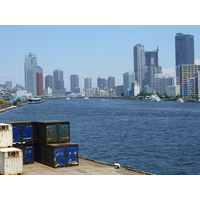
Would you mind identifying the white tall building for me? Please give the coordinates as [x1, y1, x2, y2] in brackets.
[84, 77, 92, 96]
[134, 44, 145, 91]
[24, 53, 38, 96]
[123, 72, 135, 96]
[195, 72, 200, 98]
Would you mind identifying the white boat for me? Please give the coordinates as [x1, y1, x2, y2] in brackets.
[66, 97, 70, 100]
[150, 95, 161, 102]
[84, 97, 89, 100]
[177, 98, 184, 103]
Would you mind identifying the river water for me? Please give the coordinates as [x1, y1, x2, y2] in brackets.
[1, 98, 200, 175]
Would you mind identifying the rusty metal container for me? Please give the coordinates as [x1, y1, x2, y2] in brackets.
[34, 121, 70, 143]
[14, 143, 34, 164]
[34, 142, 78, 168]
[46, 143, 79, 168]
[8, 122, 34, 143]
[0, 147, 23, 175]
[0, 123, 13, 148]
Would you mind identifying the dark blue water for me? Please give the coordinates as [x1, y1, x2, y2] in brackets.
[1, 98, 200, 175]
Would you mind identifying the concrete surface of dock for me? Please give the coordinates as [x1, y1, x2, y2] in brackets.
[23, 157, 150, 175]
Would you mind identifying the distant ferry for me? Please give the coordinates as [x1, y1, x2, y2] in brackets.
[66, 97, 71, 100]
[84, 97, 89, 100]
[150, 95, 161, 102]
[28, 97, 44, 104]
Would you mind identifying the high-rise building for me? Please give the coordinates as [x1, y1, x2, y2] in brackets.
[97, 77, 107, 90]
[175, 33, 194, 66]
[123, 72, 135, 96]
[24, 53, 43, 96]
[70, 74, 80, 93]
[45, 75, 53, 90]
[134, 44, 145, 90]
[108, 76, 115, 89]
[145, 48, 160, 89]
[53, 69, 65, 94]
[176, 64, 200, 97]
[84, 77, 92, 90]
[84, 77, 92, 96]
[108, 76, 115, 94]
[36, 66, 43, 96]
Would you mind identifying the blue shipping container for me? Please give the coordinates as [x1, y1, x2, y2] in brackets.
[35, 142, 78, 168]
[67, 144, 78, 165]
[12, 124, 21, 143]
[9, 122, 34, 143]
[14, 143, 34, 164]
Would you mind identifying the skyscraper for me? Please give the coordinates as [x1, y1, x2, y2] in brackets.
[97, 77, 107, 90]
[45, 75, 53, 90]
[175, 33, 194, 66]
[70, 74, 80, 93]
[84, 77, 92, 90]
[84, 77, 92, 96]
[134, 44, 145, 90]
[108, 76, 115, 94]
[24, 53, 43, 96]
[145, 48, 160, 89]
[123, 72, 135, 96]
[36, 66, 43, 96]
[53, 69, 65, 94]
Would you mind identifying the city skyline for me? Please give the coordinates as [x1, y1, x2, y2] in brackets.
[1, 26, 200, 90]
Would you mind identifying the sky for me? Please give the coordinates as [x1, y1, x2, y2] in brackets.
[0, 1, 200, 92]
[1, 25, 200, 91]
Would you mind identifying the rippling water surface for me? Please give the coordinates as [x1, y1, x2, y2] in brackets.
[1, 98, 200, 175]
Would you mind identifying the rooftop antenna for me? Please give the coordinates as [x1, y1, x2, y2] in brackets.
[156, 40, 159, 51]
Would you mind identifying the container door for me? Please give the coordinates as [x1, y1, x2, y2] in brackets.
[22, 124, 33, 142]
[67, 145, 78, 165]
[12, 124, 21, 143]
[55, 146, 66, 167]
[23, 144, 34, 163]
[46, 124, 58, 143]
[58, 123, 70, 142]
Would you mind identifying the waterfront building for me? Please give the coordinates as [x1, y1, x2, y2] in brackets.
[176, 64, 200, 97]
[36, 66, 43, 96]
[70, 74, 80, 93]
[108, 76, 115, 94]
[24, 53, 43, 96]
[166, 85, 180, 97]
[154, 73, 174, 95]
[53, 69, 65, 95]
[134, 44, 145, 90]
[175, 33, 194, 66]
[16, 90, 32, 98]
[84, 77, 92, 96]
[84, 77, 92, 90]
[97, 77, 107, 90]
[24, 53, 37, 96]
[5, 81, 12, 89]
[115, 85, 123, 96]
[45, 75, 53, 90]
[145, 48, 161, 89]
[195, 72, 200, 98]
[123, 72, 134, 96]
[131, 82, 140, 96]
[187, 77, 195, 97]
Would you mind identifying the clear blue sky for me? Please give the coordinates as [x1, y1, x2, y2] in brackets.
[1, 25, 200, 90]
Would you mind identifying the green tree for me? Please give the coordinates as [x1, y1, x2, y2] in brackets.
[0, 99, 7, 104]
